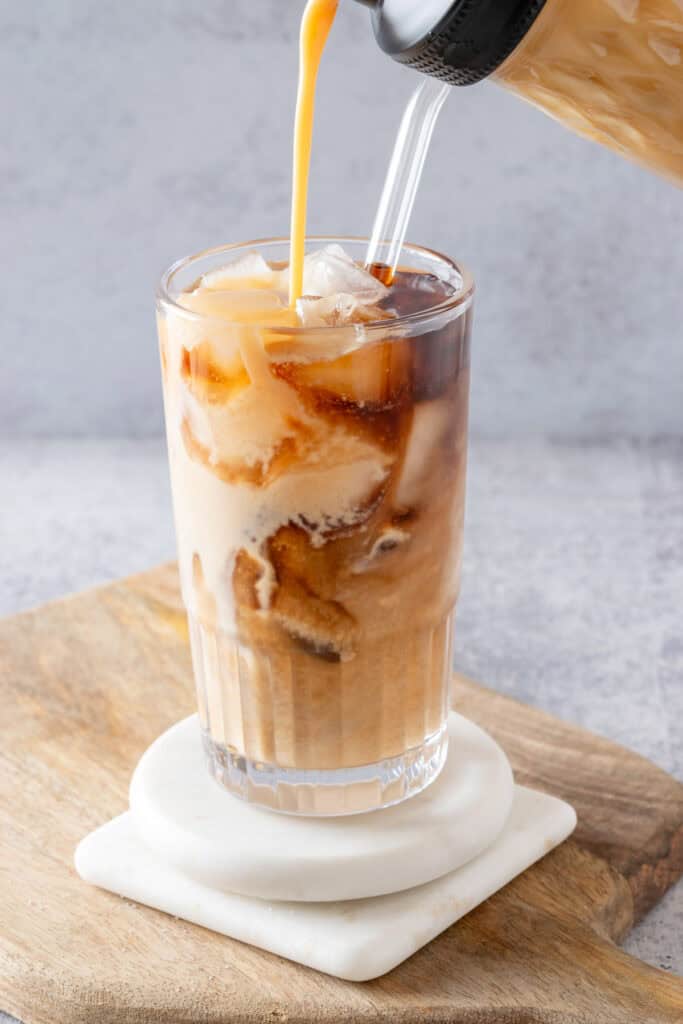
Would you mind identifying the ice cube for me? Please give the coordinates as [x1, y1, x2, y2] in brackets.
[396, 400, 452, 507]
[296, 292, 393, 327]
[276, 329, 410, 408]
[179, 288, 286, 320]
[201, 252, 276, 290]
[174, 288, 297, 357]
[300, 245, 389, 303]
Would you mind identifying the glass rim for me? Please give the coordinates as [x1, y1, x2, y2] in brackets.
[156, 235, 475, 336]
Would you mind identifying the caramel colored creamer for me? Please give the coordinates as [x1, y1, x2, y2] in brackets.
[289, 0, 339, 306]
[496, 0, 683, 185]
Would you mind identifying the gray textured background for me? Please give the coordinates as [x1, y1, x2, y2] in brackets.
[1, 0, 681, 440]
[1, 1, 682, 1015]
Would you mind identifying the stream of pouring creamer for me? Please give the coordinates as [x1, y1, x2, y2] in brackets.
[288, 0, 339, 308]
[288, 0, 451, 301]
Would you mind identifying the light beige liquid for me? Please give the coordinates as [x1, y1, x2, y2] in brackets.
[496, 0, 683, 185]
[289, 0, 339, 306]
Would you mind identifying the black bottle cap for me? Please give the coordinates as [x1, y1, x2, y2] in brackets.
[362, 0, 549, 86]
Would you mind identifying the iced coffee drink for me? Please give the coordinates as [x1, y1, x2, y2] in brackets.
[157, 238, 473, 813]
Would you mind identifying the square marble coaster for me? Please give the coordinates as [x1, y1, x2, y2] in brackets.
[76, 785, 575, 981]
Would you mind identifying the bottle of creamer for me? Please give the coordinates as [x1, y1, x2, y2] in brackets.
[354, 0, 683, 185]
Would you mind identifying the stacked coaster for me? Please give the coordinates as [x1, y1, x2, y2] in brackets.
[75, 713, 576, 981]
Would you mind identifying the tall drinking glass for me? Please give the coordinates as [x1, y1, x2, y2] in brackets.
[156, 237, 473, 814]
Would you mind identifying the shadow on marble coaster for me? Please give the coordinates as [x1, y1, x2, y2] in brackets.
[75, 786, 576, 982]
[128, 711, 514, 901]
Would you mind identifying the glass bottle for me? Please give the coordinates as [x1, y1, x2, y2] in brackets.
[356, 0, 683, 185]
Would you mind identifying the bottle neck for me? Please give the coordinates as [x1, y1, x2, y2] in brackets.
[363, 0, 549, 86]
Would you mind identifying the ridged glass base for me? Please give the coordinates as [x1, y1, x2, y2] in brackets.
[202, 724, 449, 816]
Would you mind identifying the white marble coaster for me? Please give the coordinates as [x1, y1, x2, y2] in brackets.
[75, 786, 576, 981]
[128, 712, 515, 901]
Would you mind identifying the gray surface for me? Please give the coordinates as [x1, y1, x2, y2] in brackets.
[1, 439, 681, 1008]
[1, 1, 682, 441]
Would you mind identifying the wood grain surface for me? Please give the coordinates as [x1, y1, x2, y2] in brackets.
[1, 563, 682, 1024]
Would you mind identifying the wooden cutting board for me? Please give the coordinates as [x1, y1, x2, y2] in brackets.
[1, 563, 682, 1024]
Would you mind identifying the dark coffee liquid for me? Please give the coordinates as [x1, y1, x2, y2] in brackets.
[380, 268, 457, 318]
[371, 267, 469, 404]
[367, 262, 458, 318]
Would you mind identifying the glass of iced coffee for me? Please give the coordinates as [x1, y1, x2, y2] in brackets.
[157, 237, 473, 814]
